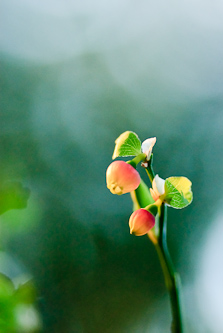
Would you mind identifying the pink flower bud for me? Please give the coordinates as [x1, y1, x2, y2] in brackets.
[129, 209, 155, 236]
[106, 161, 140, 195]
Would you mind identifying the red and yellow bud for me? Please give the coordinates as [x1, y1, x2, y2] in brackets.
[129, 208, 155, 236]
[106, 161, 141, 195]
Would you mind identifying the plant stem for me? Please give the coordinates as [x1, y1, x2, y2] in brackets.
[155, 204, 183, 333]
[145, 154, 155, 183]
[127, 153, 146, 168]
[142, 154, 183, 331]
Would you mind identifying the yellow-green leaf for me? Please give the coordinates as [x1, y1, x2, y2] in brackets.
[112, 131, 142, 159]
[164, 177, 193, 209]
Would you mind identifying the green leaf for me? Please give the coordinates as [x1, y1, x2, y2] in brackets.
[164, 177, 193, 209]
[112, 131, 142, 159]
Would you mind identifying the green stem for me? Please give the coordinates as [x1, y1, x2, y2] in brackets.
[127, 153, 146, 168]
[155, 204, 183, 333]
[145, 154, 155, 184]
[140, 154, 183, 331]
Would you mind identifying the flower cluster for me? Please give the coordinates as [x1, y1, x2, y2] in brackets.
[106, 131, 193, 236]
[106, 131, 193, 333]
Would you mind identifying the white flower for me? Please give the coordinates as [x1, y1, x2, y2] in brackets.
[150, 174, 165, 201]
[141, 137, 156, 161]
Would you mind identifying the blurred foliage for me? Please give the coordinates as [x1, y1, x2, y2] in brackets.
[0, 181, 30, 215]
[0, 166, 41, 332]
[0, 271, 40, 332]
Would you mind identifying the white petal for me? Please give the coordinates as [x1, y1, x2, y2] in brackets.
[141, 137, 156, 160]
[153, 174, 165, 195]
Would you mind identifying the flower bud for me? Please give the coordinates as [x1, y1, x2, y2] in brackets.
[129, 208, 155, 236]
[106, 161, 140, 195]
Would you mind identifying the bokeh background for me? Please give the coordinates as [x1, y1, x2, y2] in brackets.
[1, 0, 223, 332]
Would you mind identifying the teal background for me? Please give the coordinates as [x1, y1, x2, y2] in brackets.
[1, 1, 223, 332]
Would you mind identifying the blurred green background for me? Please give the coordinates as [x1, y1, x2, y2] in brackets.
[1, 1, 223, 332]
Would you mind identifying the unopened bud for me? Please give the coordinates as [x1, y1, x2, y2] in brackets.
[106, 161, 141, 195]
[129, 208, 155, 236]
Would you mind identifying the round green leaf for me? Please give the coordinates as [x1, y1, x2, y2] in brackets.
[164, 177, 193, 209]
[112, 131, 142, 159]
